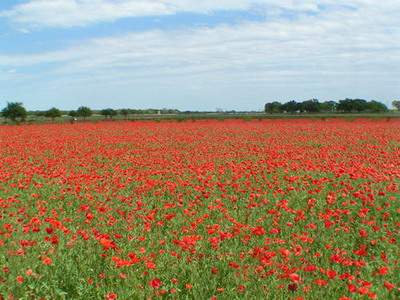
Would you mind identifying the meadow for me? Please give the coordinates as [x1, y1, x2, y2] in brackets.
[0, 119, 399, 299]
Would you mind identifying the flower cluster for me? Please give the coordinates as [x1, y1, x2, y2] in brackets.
[0, 119, 399, 299]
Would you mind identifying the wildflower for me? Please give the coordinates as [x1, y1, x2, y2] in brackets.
[149, 278, 162, 289]
[16, 276, 24, 284]
[289, 273, 301, 283]
[105, 292, 117, 300]
[251, 226, 265, 236]
[42, 256, 52, 265]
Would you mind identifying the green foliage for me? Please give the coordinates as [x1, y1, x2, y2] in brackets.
[392, 100, 400, 111]
[265, 99, 388, 114]
[301, 99, 320, 113]
[337, 99, 367, 112]
[1, 102, 27, 122]
[367, 100, 388, 112]
[319, 101, 336, 112]
[119, 109, 130, 119]
[337, 99, 388, 113]
[281, 100, 299, 113]
[45, 108, 62, 120]
[30, 110, 46, 117]
[76, 106, 92, 119]
[100, 108, 117, 119]
[264, 102, 282, 113]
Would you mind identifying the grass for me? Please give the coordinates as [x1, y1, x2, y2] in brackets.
[1, 112, 400, 125]
[0, 119, 399, 299]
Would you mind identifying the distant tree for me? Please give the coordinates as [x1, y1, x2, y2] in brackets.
[163, 109, 180, 114]
[320, 101, 337, 113]
[44, 107, 62, 121]
[367, 100, 388, 112]
[119, 109, 130, 120]
[337, 99, 387, 113]
[76, 106, 92, 120]
[337, 99, 368, 113]
[68, 110, 77, 117]
[353, 99, 368, 112]
[301, 99, 321, 113]
[132, 109, 139, 114]
[392, 100, 400, 111]
[264, 102, 282, 114]
[33, 110, 45, 117]
[337, 99, 353, 113]
[281, 100, 299, 113]
[1, 102, 27, 122]
[101, 108, 117, 119]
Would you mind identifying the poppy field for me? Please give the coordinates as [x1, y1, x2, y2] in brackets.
[0, 119, 399, 299]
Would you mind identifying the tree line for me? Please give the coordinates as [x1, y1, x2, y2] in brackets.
[1, 100, 399, 123]
[1, 102, 180, 123]
[265, 99, 399, 114]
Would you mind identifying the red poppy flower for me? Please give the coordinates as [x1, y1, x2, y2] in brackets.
[149, 278, 163, 289]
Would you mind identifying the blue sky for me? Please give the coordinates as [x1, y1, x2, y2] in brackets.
[0, 1, 399, 111]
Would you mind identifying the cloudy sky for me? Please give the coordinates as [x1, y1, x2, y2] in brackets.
[0, 0, 399, 111]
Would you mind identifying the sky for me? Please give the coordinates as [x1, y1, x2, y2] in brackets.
[0, 0, 399, 111]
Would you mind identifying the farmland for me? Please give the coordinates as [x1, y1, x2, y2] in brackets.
[0, 119, 399, 299]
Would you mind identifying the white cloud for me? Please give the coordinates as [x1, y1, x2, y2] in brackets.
[0, 1, 399, 109]
[1, 2, 399, 74]
[0, 0, 322, 29]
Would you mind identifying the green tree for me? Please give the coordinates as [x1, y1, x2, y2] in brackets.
[337, 99, 367, 113]
[264, 102, 282, 114]
[392, 100, 400, 111]
[337, 99, 387, 113]
[68, 110, 77, 117]
[281, 100, 299, 113]
[45, 107, 62, 121]
[301, 99, 321, 113]
[337, 99, 353, 112]
[32, 110, 45, 117]
[101, 108, 117, 119]
[1, 102, 27, 122]
[119, 109, 130, 120]
[76, 106, 92, 120]
[367, 100, 388, 113]
[320, 101, 337, 113]
[353, 99, 368, 112]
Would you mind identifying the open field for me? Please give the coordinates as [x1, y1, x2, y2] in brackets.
[0, 119, 399, 299]
[1, 112, 400, 125]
